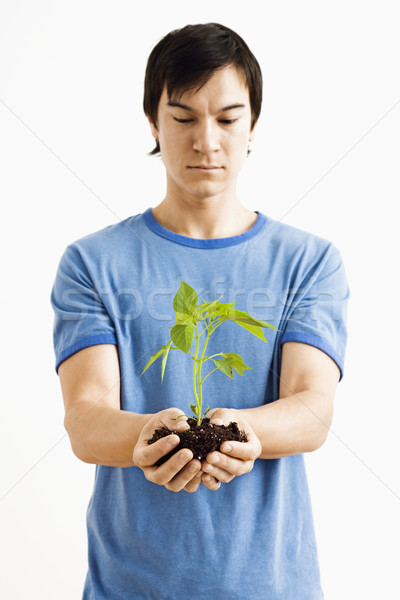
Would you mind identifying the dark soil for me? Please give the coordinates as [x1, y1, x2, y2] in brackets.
[148, 417, 248, 465]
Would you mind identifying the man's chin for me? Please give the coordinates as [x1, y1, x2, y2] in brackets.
[185, 183, 225, 200]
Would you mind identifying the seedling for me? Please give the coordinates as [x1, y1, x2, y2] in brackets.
[140, 280, 278, 426]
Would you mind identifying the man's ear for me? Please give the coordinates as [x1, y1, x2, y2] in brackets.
[249, 119, 257, 142]
[148, 116, 158, 140]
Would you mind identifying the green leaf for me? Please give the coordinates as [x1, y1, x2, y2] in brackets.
[232, 309, 279, 331]
[173, 281, 198, 317]
[170, 322, 194, 353]
[190, 403, 198, 417]
[202, 405, 210, 419]
[208, 304, 278, 331]
[217, 308, 278, 342]
[161, 340, 172, 382]
[234, 320, 267, 342]
[198, 296, 223, 315]
[192, 308, 203, 323]
[139, 344, 169, 377]
[208, 302, 236, 319]
[221, 352, 251, 376]
[173, 413, 189, 421]
[211, 358, 234, 379]
[175, 311, 191, 324]
[211, 313, 266, 341]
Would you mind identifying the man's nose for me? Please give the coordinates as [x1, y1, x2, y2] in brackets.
[192, 121, 220, 153]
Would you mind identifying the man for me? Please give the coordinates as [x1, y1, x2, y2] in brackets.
[51, 23, 349, 599]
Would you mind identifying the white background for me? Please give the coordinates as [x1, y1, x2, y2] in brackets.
[1, 1, 399, 598]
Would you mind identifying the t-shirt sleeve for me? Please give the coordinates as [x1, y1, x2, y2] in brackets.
[50, 244, 117, 374]
[280, 244, 349, 380]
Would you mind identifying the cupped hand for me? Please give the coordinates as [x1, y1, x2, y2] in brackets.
[201, 408, 261, 487]
[132, 408, 202, 493]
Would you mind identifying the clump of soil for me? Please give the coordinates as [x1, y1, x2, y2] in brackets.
[148, 417, 248, 465]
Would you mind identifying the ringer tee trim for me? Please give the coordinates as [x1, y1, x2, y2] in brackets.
[280, 331, 344, 381]
[55, 333, 118, 374]
[142, 208, 267, 248]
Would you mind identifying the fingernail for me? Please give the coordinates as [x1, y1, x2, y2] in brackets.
[224, 444, 232, 453]
[204, 475, 211, 482]
[189, 463, 198, 473]
[179, 452, 187, 463]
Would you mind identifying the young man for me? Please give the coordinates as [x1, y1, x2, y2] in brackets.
[51, 23, 349, 599]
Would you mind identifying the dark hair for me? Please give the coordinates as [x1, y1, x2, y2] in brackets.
[143, 23, 263, 155]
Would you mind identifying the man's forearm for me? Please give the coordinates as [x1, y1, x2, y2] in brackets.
[64, 402, 150, 467]
[238, 390, 334, 459]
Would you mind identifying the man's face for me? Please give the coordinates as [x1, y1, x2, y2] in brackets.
[149, 65, 256, 204]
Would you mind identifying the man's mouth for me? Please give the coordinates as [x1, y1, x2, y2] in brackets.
[188, 165, 222, 171]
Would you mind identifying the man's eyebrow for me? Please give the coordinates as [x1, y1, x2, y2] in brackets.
[167, 101, 193, 111]
[218, 103, 246, 112]
[167, 101, 246, 113]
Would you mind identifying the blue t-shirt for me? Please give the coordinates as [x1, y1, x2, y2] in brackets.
[51, 209, 349, 600]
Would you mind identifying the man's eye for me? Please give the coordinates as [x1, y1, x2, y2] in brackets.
[219, 119, 237, 125]
[173, 117, 193, 123]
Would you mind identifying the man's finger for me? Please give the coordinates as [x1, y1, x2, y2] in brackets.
[151, 448, 194, 485]
[165, 459, 202, 493]
[203, 450, 250, 478]
[207, 408, 236, 427]
[220, 439, 260, 461]
[143, 411, 189, 437]
[201, 473, 221, 491]
[184, 471, 203, 493]
[135, 433, 180, 468]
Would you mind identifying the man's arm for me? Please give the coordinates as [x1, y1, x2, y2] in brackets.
[241, 341, 339, 458]
[59, 344, 203, 492]
[59, 344, 147, 467]
[201, 342, 340, 481]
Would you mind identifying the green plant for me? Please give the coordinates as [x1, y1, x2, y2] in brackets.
[140, 280, 278, 426]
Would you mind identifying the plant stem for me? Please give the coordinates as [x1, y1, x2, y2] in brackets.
[196, 320, 214, 425]
[201, 367, 218, 384]
[209, 318, 225, 336]
[192, 324, 200, 416]
[196, 327, 203, 425]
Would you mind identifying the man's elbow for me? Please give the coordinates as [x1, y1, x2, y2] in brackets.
[66, 432, 94, 464]
[64, 414, 95, 464]
[307, 398, 334, 452]
[70, 441, 95, 464]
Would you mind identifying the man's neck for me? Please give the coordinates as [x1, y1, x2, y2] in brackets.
[151, 197, 257, 239]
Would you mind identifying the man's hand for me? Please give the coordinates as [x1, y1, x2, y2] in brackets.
[200, 408, 261, 485]
[132, 408, 203, 493]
